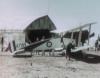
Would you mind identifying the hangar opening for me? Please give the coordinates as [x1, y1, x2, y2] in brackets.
[26, 29, 51, 43]
[24, 15, 56, 43]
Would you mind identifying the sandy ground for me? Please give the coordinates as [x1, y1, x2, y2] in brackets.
[0, 51, 100, 78]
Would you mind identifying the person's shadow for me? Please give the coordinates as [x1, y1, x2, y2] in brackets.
[71, 51, 100, 64]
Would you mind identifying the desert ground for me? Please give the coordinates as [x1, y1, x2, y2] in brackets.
[0, 50, 100, 78]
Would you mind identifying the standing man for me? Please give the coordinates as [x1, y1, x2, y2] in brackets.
[65, 41, 75, 60]
[60, 35, 75, 61]
[1, 36, 4, 52]
[95, 40, 98, 51]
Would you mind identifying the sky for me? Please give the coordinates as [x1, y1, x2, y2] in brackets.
[0, 0, 100, 43]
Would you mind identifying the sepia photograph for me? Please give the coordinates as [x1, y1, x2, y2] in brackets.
[0, 0, 100, 78]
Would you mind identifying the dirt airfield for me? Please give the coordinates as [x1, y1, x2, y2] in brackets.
[0, 51, 100, 78]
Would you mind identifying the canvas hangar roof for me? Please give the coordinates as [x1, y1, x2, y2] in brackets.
[24, 15, 56, 32]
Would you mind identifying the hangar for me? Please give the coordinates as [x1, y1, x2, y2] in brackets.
[24, 15, 56, 43]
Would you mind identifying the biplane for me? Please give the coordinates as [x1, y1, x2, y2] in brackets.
[12, 22, 96, 57]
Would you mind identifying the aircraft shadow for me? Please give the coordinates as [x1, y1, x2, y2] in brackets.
[13, 51, 100, 64]
[71, 51, 100, 64]
[13, 55, 32, 58]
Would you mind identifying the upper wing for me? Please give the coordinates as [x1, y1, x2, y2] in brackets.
[51, 22, 96, 38]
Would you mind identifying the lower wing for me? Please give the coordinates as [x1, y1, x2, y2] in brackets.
[71, 45, 93, 52]
[12, 39, 50, 56]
